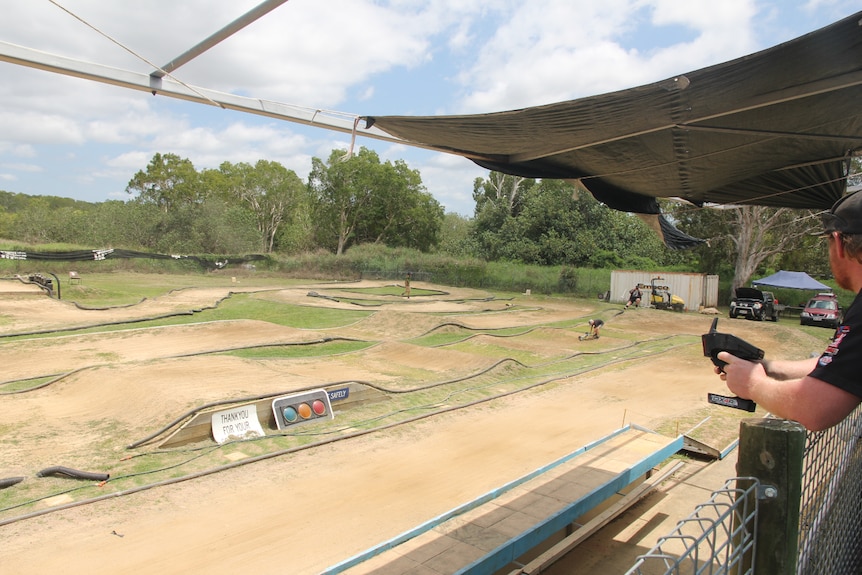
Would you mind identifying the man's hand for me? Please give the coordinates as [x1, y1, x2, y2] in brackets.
[713, 353, 860, 431]
[715, 351, 765, 400]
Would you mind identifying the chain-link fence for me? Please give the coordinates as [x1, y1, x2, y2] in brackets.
[626, 405, 862, 574]
[797, 407, 862, 574]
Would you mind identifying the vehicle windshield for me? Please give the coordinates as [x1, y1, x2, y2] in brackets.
[807, 300, 837, 310]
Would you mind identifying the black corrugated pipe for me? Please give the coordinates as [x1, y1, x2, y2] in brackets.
[0, 476, 24, 489]
[36, 467, 109, 482]
[48, 272, 60, 299]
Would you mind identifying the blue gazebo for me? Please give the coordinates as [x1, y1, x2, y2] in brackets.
[751, 270, 831, 292]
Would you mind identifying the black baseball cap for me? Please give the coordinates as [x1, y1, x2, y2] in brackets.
[821, 191, 862, 235]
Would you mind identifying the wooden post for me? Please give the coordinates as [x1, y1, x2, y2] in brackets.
[737, 418, 806, 575]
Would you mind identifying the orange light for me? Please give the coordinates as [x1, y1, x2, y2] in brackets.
[271, 389, 334, 430]
[297, 402, 312, 419]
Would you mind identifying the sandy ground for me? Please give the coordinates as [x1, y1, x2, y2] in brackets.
[0, 277, 830, 574]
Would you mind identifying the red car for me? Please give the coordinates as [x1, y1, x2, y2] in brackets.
[800, 293, 842, 329]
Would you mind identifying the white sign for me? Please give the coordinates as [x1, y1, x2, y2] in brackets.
[211, 405, 265, 444]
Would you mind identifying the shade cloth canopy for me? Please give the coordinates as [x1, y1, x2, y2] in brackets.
[366, 12, 862, 247]
[1, 7, 860, 248]
[752, 270, 831, 291]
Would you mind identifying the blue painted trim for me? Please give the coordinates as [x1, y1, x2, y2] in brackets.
[455, 434, 684, 575]
[321, 425, 636, 574]
[720, 438, 739, 460]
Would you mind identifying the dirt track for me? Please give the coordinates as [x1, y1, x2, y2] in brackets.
[0, 277, 830, 574]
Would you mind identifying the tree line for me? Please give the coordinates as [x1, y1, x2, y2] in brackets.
[1, 149, 854, 292]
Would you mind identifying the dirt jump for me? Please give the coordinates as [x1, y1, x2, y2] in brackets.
[0, 275, 830, 574]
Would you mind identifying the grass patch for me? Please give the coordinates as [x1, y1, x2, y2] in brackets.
[409, 331, 475, 346]
[445, 340, 552, 365]
[653, 405, 749, 453]
[0, 266, 801, 525]
[57, 272, 303, 307]
[0, 294, 374, 341]
[0, 376, 58, 393]
[201, 294, 373, 329]
[317, 298, 385, 307]
[223, 340, 374, 359]
[332, 286, 447, 298]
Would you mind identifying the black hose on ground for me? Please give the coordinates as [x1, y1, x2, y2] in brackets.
[36, 466, 110, 482]
[0, 476, 24, 489]
[1, 339, 689, 528]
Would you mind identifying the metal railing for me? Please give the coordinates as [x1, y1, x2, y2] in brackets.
[624, 477, 759, 575]
[626, 405, 862, 574]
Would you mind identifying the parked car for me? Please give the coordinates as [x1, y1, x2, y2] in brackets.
[800, 293, 842, 329]
[729, 287, 778, 321]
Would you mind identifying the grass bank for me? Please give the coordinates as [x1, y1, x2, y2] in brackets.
[0, 242, 613, 300]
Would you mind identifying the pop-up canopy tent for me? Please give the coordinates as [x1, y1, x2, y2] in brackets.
[752, 270, 831, 292]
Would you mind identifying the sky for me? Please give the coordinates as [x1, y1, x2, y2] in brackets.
[0, 0, 858, 217]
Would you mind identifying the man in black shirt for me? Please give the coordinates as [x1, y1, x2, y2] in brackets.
[581, 318, 604, 340]
[716, 190, 862, 431]
[625, 285, 642, 309]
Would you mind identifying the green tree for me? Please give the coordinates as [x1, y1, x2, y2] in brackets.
[0, 205, 15, 240]
[42, 206, 96, 244]
[214, 160, 304, 253]
[309, 147, 441, 255]
[471, 175, 665, 267]
[673, 203, 819, 293]
[309, 148, 378, 255]
[728, 206, 821, 292]
[192, 198, 260, 254]
[436, 212, 475, 257]
[10, 197, 54, 244]
[276, 187, 317, 254]
[88, 200, 159, 248]
[775, 233, 831, 279]
[849, 156, 862, 190]
[472, 174, 536, 260]
[353, 159, 443, 251]
[126, 153, 202, 212]
[473, 171, 532, 216]
[670, 203, 736, 278]
[1, 191, 98, 245]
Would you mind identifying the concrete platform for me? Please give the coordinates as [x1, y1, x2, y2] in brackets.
[325, 426, 684, 575]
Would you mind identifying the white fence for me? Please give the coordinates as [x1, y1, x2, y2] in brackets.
[610, 270, 719, 311]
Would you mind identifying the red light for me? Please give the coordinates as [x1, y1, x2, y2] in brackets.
[271, 389, 334, 430]
[312, 399, 326, 416]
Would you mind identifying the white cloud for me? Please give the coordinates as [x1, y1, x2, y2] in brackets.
[453, 0, 765, 113]
[106, 151, 152, 172]
[417, 152, 485, 216]
[0, 109, 85, 145]
[0, 0, 856, 211]
[0, 142, 37, 159]
[0, 162, 42, 173]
